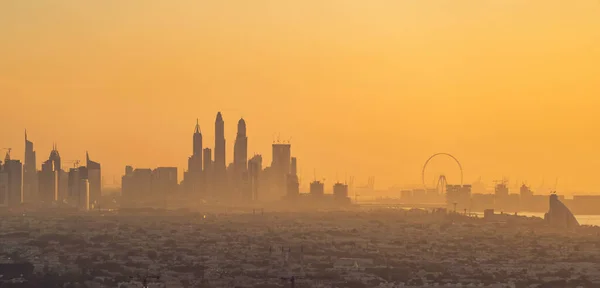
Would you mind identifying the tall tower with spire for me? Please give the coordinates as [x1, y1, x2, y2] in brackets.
[185, 119, 204, 195]
[23, 130, 37, 203]
[191, 119, 203, 172]
[214, 112, 226, 193]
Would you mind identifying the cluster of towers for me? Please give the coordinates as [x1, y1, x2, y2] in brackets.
[0, 131, 102, 210]
[180, 112, 298, 203]
[121, 112, 300, 206]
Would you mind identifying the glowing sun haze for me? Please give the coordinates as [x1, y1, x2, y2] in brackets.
[1, 1, 599, 193]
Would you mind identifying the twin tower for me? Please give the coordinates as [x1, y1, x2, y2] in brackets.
[183, 112, 248, 198]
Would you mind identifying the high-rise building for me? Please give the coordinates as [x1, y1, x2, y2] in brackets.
[271, 143, 291, 199]
[214, 112, 226, 184]
[184, 120, 203, 195]
[68, 166, 88, 209]
[233, 118, 249, 200]
[286, 157, 299, 198]
[39, 145, 61, 203]
[203, 148, 212, 196]
[23, 130, 37, 203]
[290, 157, 297, 177]
[248, 155, 262, 201]
[79, 178, 90, 211]
[86, 152, 101, 209]
[189, 119, 203, 173]
[333, 183, 349, 199]
[152, 167, 178, 198]
[0, 172, 8, 207]
[203, 148, 212, 174]
[3, 152, 22, 207]
[234, 118, 248, 174]
[310, 180, 324, 196]
[121, 167, 152, 207]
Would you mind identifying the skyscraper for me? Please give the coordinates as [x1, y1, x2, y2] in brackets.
[214, 112, 226, 194]
[234, 118, 248, 174]
[0, 171, 8, 207]
[203, 148, 212, 175]
[248, 155, 262, 201]
[3, 152, 22, 207]
[68, 166, 88, 208]
[203, 148, 212, 196]
[39, 144, 61, 203]
[86, 152, 101, 209]
[184, 120, 203, 195]
[269, 143, 291, 200]
[23, 131, 37, 203]
[189, 119, 203, 173]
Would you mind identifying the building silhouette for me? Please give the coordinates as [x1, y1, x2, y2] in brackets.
[86, 152, 101, 209]
[122, 166, 177, 208]
[2, 152, 22, 207]
[233, 118, 249, 200]
[184, 120, 203, 195]
[270, 143, 291, 200]
[248, 155, 262, 201]
[310, 181, 324, 196]
[0, 171, 8, 207]
[202, 148, 212, 197]
[39, 147, 60, 203]
[214, 112, 226, 196]
[68, 166, 90, 210]
[234, 118, 248, 174]
[286, 157, 299, 198]
[23, 131, 37, 203]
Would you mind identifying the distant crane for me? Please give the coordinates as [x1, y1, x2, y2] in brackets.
[1, 148, 12, 157]
[63, 160, 80, 168]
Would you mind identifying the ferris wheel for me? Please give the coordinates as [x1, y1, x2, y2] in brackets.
[421, 153, 463, 189]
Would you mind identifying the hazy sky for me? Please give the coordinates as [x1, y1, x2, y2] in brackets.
[1, 1, 599, 193]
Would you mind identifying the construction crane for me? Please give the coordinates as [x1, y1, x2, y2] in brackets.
[63, 160, 80, 168]
[1, 148, 12, 157]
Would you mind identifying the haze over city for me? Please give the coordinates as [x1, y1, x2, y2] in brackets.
[2, 1, 600, 193]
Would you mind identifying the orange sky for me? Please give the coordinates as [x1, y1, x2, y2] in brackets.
[1, 1, 599, 193]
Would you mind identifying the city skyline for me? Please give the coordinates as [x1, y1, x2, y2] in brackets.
[4, 117, 594, 196]
[2, 1, 600, 192]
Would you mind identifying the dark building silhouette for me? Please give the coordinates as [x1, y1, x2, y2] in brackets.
[310, 180, 324, 196]
[248, 155, 262, 201]
[271, 143, 291, 199]
[286, 157, 299, 198]
[86, 152, 101, 209]
[0, 168, 7, 207]
[152, 167, 178, 199]
[121, 167, 152, 207]
[214, 112, 226, 193]
[234, 118, 248, 174]
[122, 166, 177, 208]
[233, 118, 249, 200]
[203, 148, 212, 196]
[184, 120, 203, 195]
[23, 130, 37, 203]
[192, 119, 203, 170]
[38, 144, 65, 204]
[2, 152, 22, 207]
[290, 157, 297, 176]
[39, 157, 58, 203]
[545, 194, 579, 228]
[333, 183, 349, 198]
[68, 166, 90, 210]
